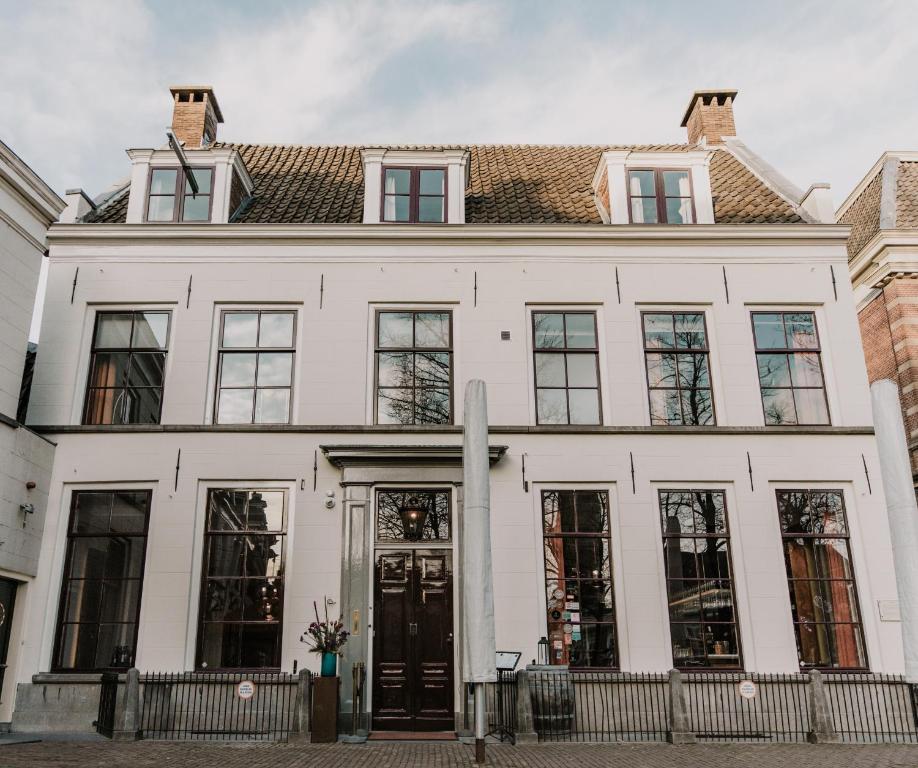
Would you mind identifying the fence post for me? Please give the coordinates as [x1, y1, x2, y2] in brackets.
[289, 669, 312, 742]
[514, 670, 538, 744]
[806, 670, 838, 743]
[112, 668, 141, 741]
[667, 669, 696, 744]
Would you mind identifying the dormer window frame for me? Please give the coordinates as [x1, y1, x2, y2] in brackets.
[144, 165, 215, 224]
[380, 165, 448, 224]
[626, 167, 697, 225]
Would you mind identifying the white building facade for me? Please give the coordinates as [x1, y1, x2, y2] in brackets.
[13, 88, 905, 732]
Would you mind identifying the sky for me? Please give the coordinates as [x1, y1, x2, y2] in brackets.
[2, 0, 918, 337]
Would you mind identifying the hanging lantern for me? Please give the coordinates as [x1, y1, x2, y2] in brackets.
[400, 495, 427, 541]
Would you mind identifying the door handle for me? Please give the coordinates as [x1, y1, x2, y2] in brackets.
[446, 633, 453, 644]
[409, 622, 418, 636]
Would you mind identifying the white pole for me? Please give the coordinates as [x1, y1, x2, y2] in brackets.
[870, 379, 918, 682]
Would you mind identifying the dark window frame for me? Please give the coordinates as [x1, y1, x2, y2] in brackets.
[658, 489, 743, 671]
[380, 165, 448, 224]
[375, 488, 452, 543]
[82, 310, 171, 426]
[532, 310, 603, 426]
[374, 309, 454, 425]
[776, 488, 869, 671]
[144, 165, 215, 223]
[51, 489, 152, 672]
[214, 309, 297, 425]
[641, 311, 716, 426]
[751, 311, 831, 426]
[195, 488, 288, 672]
[541, 489, 618, 670]
[627, 168, 696, 224]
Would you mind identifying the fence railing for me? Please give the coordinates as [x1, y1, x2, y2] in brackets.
[824, 673, 918, 743]
[486, 670, 518, 742]
[94, 672, 120, 738]
[139, 671, 301, 741]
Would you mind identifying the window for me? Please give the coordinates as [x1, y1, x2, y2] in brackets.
[83, 311, 170, 425]
[659, 490, 741, 669]
[146, 167, 213, 222]
[197, 489, 286, 670]
[777, 490, 867, 669]
[382, 167, 446, 223]
[643, 312, 714, 425]
[542, 490, 617, 667]
[375, 310, 452, 424]
[377, 490, 451, 541]
[215, 311, 296, 424]
[752, 312, 829, 425]
[533, 312, 601, 425]
[53, 490, 151, 671]
[628, 169, 694, 224]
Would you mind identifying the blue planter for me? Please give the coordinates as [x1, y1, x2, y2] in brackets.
[321, 652, 337, 677]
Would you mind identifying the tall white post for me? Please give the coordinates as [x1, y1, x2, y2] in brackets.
[870, 379, 918, 682]
[462, 380, 497, 763]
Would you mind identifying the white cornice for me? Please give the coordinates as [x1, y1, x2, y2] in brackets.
[0, 140, 66, 223]
[848, 230, 918, 290]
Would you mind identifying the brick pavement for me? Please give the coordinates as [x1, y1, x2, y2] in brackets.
[3, 741, 918, 768]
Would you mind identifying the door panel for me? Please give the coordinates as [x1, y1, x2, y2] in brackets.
[373, 550, 453, 731]
[0, 578, 17, 700]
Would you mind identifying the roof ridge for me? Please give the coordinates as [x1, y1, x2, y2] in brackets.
[217, 141, 697, 151]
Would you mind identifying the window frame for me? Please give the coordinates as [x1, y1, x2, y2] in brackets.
[373, 309, 454, 425]
[626, 168, 696, 225]
[379, 165, 448, 224]
[213, 309, 297, 425]
[375, 488, 452, 543]
[195, 488, 288, 672]
[751, 311, 831, 426]
[144, 165, 215, 223]
[531, 310, 603, 426]
[81, 310, 171, 426]
[51, 489, 152, 672]
[775, 488, 869, 671]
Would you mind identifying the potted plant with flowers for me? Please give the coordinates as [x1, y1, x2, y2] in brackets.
[301, 599, 349, 677]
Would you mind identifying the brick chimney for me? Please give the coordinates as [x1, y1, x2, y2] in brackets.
[169, 86, 224, 147]
[681, 90, 738, 146]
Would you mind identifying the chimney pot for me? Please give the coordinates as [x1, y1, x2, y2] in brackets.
[681, 89, 739, 146]
[168, 86, 224, 148]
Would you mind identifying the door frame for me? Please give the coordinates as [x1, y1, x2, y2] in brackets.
[366, 484, 460, 730]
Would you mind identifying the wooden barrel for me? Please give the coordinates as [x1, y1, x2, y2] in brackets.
[528, 665, 575, 737]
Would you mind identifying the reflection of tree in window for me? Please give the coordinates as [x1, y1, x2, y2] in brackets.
[376, 491, 451, 541]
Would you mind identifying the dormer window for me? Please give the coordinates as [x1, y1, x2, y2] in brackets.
[146, 167, 213, 222]
[382, 167, 446, 223]
[628, 169, 694, 224]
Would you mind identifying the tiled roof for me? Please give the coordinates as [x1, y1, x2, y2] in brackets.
[839, 170, 882, 259]
[897, 162, 918, 229]
[83, 143, 804, 225]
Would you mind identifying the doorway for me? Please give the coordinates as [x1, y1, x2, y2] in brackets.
[0, 578, 17, 701]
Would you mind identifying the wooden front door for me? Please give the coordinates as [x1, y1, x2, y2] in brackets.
[372, 549, 454, 731]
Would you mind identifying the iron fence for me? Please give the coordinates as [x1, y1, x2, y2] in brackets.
[139, 671, 301, 741]
[824, 673, 918, 743]
[529, 670, 669, 742]
[486, 670, 517, 743]
[682, 672, 810, 742]
[94, 672, 119, 738]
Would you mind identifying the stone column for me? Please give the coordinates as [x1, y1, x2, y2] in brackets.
[667, 669, 696, 744]
[806, 670, 838, 743]
[289, 668, 312, 742]
[514, 670, 538, 744]
[113, 668, 140, 741]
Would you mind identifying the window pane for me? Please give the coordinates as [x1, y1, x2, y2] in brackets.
[384, 168, 411, 195]
[418, 197, 444, 222]
[256, 352, 293, 386]
[147, 195, 175, 222]
[150, 169, 177, 194]
[415, 388, 450, 424]
[217, 388, 254, 423]
[576, 492, 609, 534]
[84, 388, 120, 425]
[537, 389, 568, 424]
[378, 312, 414, 347]
[649, 389, 682, 425]
[185, 168, 213, 194]
[762, 388, 797, 425]
[258, 313, 295, 348]
[674, 314, 706, 348]
[414, 312, 450, 347]
[384, 195, 410, 221]
[240, 624, 280, 668]
[752, 314, 787, 349]
[204, 579, 243, 620]
[533, 313, 564, 349]
[377, 388, 413, 424]
[794, 388, 829, 425]
[182, 192, 210, 221]
[130, 353, 165, 388]
[255, 389, 290, 423]
[568, 389, 600, 425]
[250, 491, 285, 532]
[95, 314, 134, 349]
[566, 353, 598, 387]
[757, 354, 791, 387]
[681, 388, 713, 425]
[415, 352, 450, 387]
[378, 352, 413, 387]
[789, 352, 823, 387]
[631, 197, 658, 223]
[243, 578, 283, 620]
[419, 169, 445, 195]
[222, 313, 259, 348]
[110, 492, 149, 533]
[535, 353, 565, 387]
[643, 314, 675, 349]
[90, 353, 131, 388]
[677, 353, 710, 388]
[126, 386, 163, 424]
[72, 493, 112, 534]
[666, 197, 693, 224]
[99, 580, 141, 623]
[220, 353, 257, 387]
[628, 170, 655, 196]
[131, 313, 169, 348]
[663, 170, 690, 197]
[785, 313, 818, 349]
[208, 490, 249, 531]
[95, 623, 136, 669]
[565, 314, 597, 348]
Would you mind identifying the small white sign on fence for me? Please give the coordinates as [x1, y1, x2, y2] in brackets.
[738, 679, 757, 700]
[237, 680, 256, 700]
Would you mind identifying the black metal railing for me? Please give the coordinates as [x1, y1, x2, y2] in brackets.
[139, 671, 301, 741]
[94, 672, 119, 738]
[682, 672, 810, 742]
[487, 670, 517, 743]
[824, 673, 918, 743]
[529, 670, 669, 742]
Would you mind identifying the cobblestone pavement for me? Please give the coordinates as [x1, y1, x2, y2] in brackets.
[3, 741, 918, 768]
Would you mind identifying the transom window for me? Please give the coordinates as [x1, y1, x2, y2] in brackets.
[533, 311, 601, 425]
[215, 310, 296, 424]
[659, 490, 741, 669]
[542, 490, 617, 668]
[643, 312, 714, 425]
[628, 169, 694, 224]
[83, 311, 170, 425]
[382, 167, 446, 223]
[777, 490, 867, 669]
[197, 489, 286, 670]
[146, 167, 213, 222]
[377, 490, 451, 542]
[752, 312, 829, 425]
[53, 490, 151, 671]
[375, 310, 452, 424]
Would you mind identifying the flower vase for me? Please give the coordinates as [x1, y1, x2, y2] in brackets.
[321, 651, 337, 677]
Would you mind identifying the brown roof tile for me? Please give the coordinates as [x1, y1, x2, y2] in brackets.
[839, 171, 882, 259]
[897, 161, 918, 229]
